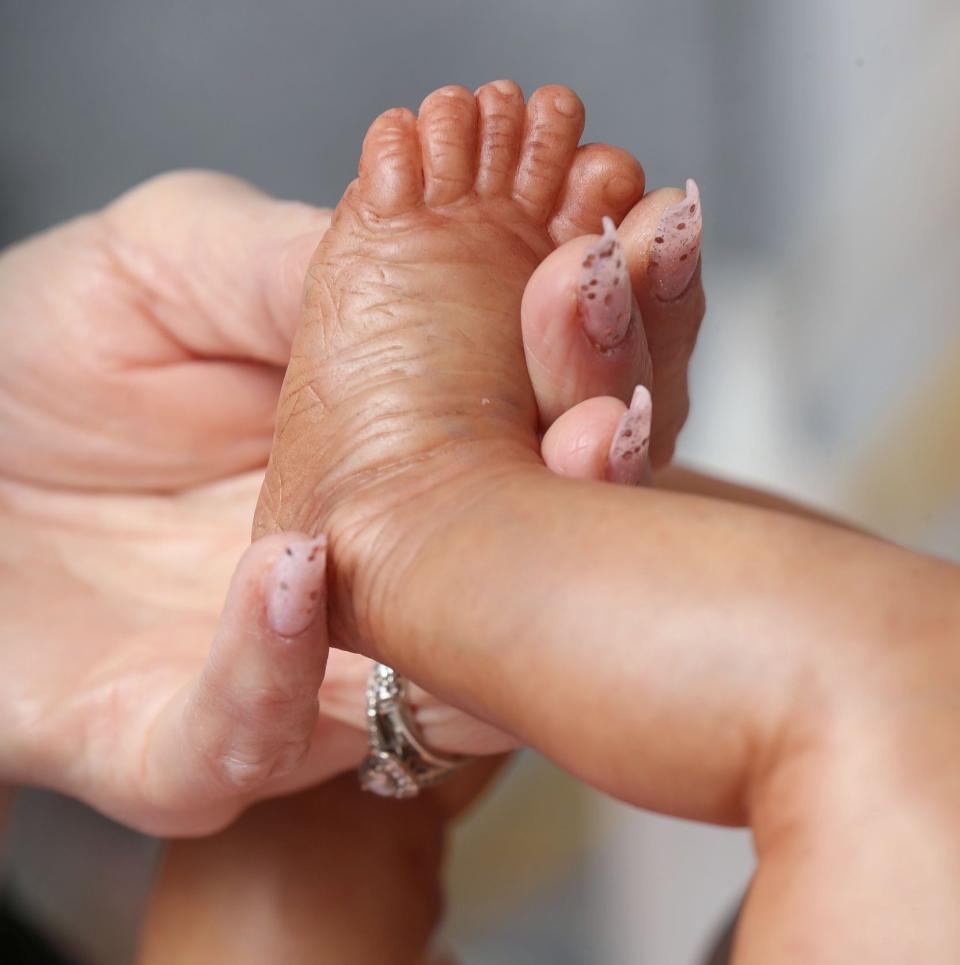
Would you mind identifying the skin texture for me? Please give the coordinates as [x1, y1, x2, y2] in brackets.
[140, 774, 472, 965]
[143, 786, 445, 965]
[0, 121, 703, 833]
[0, 83, 710, 956]
[145, 81, 692, 962]
[252, 81, 675, 544]
[253, 84, 960, 963]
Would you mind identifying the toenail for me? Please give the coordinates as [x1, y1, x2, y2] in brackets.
[489, 79, 520, 97]
[604, 176, 640, 205]
[552, 92, 581, 118]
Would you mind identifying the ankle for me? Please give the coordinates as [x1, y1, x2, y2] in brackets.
[320, 440, 544, 653]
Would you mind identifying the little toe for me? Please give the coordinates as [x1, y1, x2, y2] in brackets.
[513, 84, 585, 223]
[358, 107, 424, 218]
[475, 79, 526, 198]
[548, 143, 646, 244]
[418, 85, 479, 207]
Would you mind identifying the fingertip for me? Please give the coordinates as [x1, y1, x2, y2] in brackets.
[615, 184, 705, 467]
[263, 534, 328, 639]
[521, 234, 592, 353]
[616, 183, 705, 313]
[219, 532, 327, 638]
[541, 396, 627, 481]
[522, 233, 650, 428]
[607, 385, 653, 485]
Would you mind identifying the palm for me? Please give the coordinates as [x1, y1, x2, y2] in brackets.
[2, 466, 369, 822]
[0, 174, 372, 829]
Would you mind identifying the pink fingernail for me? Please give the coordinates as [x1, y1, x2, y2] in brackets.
[607, 385, 652, 486]
[579, 216, 634, 351]
[266, 536, 327, 637]
[649, 178, 702, 301]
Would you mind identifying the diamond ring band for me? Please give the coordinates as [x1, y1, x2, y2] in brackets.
[358, 663, 468, 798]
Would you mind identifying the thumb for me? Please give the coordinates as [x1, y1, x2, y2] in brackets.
[141, 533, 329, 835]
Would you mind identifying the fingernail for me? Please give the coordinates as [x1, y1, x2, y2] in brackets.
[607, 385, 652, 486]
[266, 536, 327, 637]
[579, 216, 634, 351]
[649, 178, 702, 301]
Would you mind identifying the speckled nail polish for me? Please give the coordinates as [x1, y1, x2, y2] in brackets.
[266, 537, 327, 637]
[579, 216, 634, 350]
[607, 385, 652, 486]
[649, 179, 702, 301]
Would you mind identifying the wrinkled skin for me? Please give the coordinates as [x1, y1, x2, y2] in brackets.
[0, 112, 702, 833]
[250, 81, 960, 965]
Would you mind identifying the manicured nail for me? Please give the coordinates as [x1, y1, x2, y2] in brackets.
[607, 385, 652, 486]
[579, 216, 634, 351]
[266, 536, 327, 637]
[649, 178, 702, 301]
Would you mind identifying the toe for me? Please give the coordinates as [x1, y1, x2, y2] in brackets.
[548, 143, 646, 244]
[513, 84, 585, 223]
[475, 79, 526, 197]
[358, 107, 424, 218]
[418, 85, 479, 206]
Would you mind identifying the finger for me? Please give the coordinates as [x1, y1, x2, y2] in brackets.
[521, 218, 652, 428]
[407, 682, 519, 756]
[315, 649, 519, 758]
[617, 180, 705, 468]
[112, 360, 284, 489]
[541, 387, 652, 486]
[547, 142, 646, 244]
[103, 170, 332, 366]
[143, 533, 329, 833]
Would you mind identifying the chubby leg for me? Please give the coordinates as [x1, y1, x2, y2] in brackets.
[144, 81, 656, 962]
[140, 776, 446, 965]
[253, 82, 960, 965]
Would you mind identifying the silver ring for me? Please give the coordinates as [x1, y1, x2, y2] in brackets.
[358, 663, 468, 798]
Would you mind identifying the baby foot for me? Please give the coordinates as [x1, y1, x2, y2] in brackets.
[255, 83, 636, 594]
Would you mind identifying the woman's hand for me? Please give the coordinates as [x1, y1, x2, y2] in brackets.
[0, 166, 707, 834]
[0, 171, 509, 835]
[0, 172, 355, 834]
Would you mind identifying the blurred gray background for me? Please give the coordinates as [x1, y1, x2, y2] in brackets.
[2, 0, 958, 962]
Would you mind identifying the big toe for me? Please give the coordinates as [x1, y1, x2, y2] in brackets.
[358, 107, 424, 218]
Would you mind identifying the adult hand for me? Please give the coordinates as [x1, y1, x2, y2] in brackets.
[0, 171, 347, 834]
[0, 154, 706, 834]
[253, 79, 960, 961]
